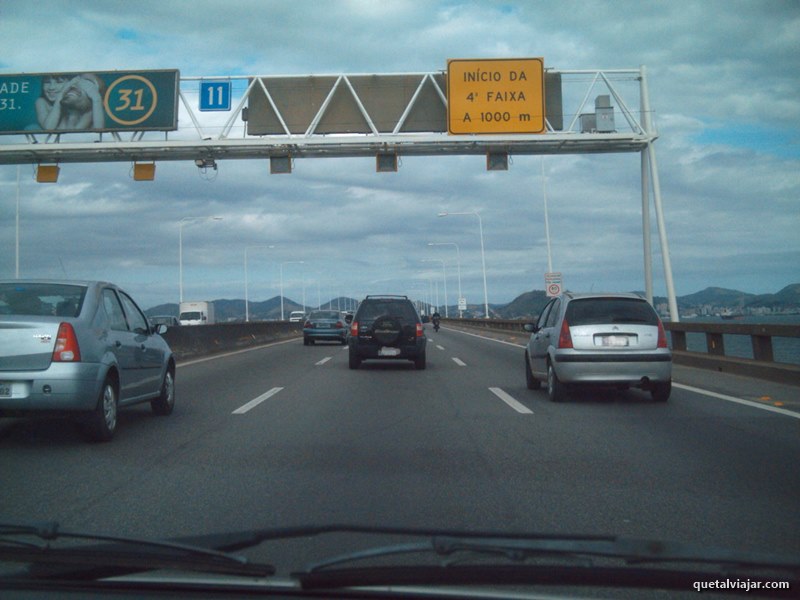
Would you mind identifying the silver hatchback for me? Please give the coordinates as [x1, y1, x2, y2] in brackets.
[524, 293, 671, 402]
[0, 280, 176, 441]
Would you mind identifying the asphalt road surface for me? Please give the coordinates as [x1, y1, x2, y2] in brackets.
[2, 325, 798, 573]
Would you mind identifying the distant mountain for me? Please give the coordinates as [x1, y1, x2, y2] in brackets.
[146, 285, 799, 321]
[745, 283, 800, 310]
[676, 287, 755, 308]
[493, 290, 550, 320]
[145, 297, 356, 322]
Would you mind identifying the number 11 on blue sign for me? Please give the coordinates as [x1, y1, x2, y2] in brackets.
[199, 81, 231, 111]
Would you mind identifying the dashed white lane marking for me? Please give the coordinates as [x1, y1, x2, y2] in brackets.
[436, 345, 445, 350]
[232, 387, 284, 414]
[316, 357, 333, 365]
[489, 387, 534, 414]
[452, 357, 467, 366]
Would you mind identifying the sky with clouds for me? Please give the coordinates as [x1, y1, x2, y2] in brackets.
[0, 0, 798, 312]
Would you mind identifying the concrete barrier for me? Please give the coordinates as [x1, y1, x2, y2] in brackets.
[161, 321, 302, 361]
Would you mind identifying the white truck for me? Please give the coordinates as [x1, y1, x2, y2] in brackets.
[179, 301, 215, 326]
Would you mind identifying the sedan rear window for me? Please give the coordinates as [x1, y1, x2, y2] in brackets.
[566, 298, 658, 326]
[309, 311, 340, 320]
[0, 283, 86, 317]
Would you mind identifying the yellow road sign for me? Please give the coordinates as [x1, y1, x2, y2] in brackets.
[447, 58, 545, 135]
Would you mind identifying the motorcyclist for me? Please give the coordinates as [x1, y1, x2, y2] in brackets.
[431, 311, 441, 331]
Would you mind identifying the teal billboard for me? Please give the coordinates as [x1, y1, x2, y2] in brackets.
[0, 69, 179, 134]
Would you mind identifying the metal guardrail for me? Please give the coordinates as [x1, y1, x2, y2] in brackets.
[439, 318, 800, 386]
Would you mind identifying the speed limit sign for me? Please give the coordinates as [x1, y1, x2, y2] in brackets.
[545, 272, 562, 298]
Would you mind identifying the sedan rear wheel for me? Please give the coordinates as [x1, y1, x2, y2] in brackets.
[151, 367, 175, 415]
[83, 376, 118, 442]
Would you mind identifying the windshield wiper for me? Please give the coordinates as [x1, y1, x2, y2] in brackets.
[0, 521, 274, 580]
[286, 526, 800, 595]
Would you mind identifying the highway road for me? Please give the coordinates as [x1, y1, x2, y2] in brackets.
[1, 324, 799, 573]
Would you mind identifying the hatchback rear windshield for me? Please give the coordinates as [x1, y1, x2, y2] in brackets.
[565, 298, 658, 326]
[357, 300, 418, 322]
[0, 283, 87, 317]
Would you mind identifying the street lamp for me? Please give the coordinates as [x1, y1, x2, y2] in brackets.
[428, 242, 462, 318]
[179, 216, 223, 303]
[244, 245, 275, 322]
[422, 258, 448, 318]
[280, 260, 305, 320]
[437, 211, 489, 318]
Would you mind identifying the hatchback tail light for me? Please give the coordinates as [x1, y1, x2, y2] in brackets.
[416, 323, 424, 337]
[351, 321, 359, 337]
[557, 319, 573, 349]
[53, 322, 81, 362]
[657, 319, 668, 348]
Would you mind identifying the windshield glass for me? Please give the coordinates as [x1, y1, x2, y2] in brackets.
[2, 3, 799, 598]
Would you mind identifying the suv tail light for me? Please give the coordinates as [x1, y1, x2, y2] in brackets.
[415, 323, 423, 337]
[657, 319, 668, 348]
[53, 322, 81, 362]
[557, 319, 573, 349]
[351, 321, 359, 337]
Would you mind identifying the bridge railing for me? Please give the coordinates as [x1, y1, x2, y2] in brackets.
[439, 318, 800, 386]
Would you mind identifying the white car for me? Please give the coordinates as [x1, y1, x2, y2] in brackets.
[288, 311, 306, 322]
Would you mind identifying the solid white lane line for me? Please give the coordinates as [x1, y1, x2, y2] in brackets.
[232, 387, 284, 414]
[489, 387, 533, 414]
[673, 383, 800, 420]
[316, 357, 332, 365]
[452, 357, 467, 366]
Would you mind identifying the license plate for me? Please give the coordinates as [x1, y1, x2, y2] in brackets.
[601, 335, 629, 347]
[0, 383, 11, 398]
[378, 347, 401, 357]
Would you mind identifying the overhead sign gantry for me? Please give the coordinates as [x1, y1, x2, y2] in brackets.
[0, 60, 679, 320]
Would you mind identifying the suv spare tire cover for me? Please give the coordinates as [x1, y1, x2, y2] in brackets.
[372, 315, 403, 345]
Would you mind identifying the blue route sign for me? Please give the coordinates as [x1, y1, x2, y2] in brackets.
[199, 81, 231, 111]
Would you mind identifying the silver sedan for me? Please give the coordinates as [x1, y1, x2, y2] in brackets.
[0, 280, 176, 442]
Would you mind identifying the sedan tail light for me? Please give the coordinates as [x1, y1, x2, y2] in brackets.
[53, 322, 81, 362]
[304, 321, 313, 328]
[657, 319, 669, 348]
[557, 319, 573, 349]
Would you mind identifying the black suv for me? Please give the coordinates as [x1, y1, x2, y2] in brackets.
[346, 295, 427, 369]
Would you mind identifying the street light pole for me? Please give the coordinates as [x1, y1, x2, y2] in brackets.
[422, 258, 448, 318]
[428, 242, 461, 318]
[438, 211, 489, 318]
[179, 216, 223, 303]
[280, 260, 304, 320]
[244, 245, 274, 322]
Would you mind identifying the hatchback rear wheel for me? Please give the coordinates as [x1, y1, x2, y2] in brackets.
[525, 351, 540, 390]
[651, 381, 671, 402]
[547, 362, 566, 403]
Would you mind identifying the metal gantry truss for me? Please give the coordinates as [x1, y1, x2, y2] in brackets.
[0, 66, 678, 320]
[0, 68, 654, 164]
